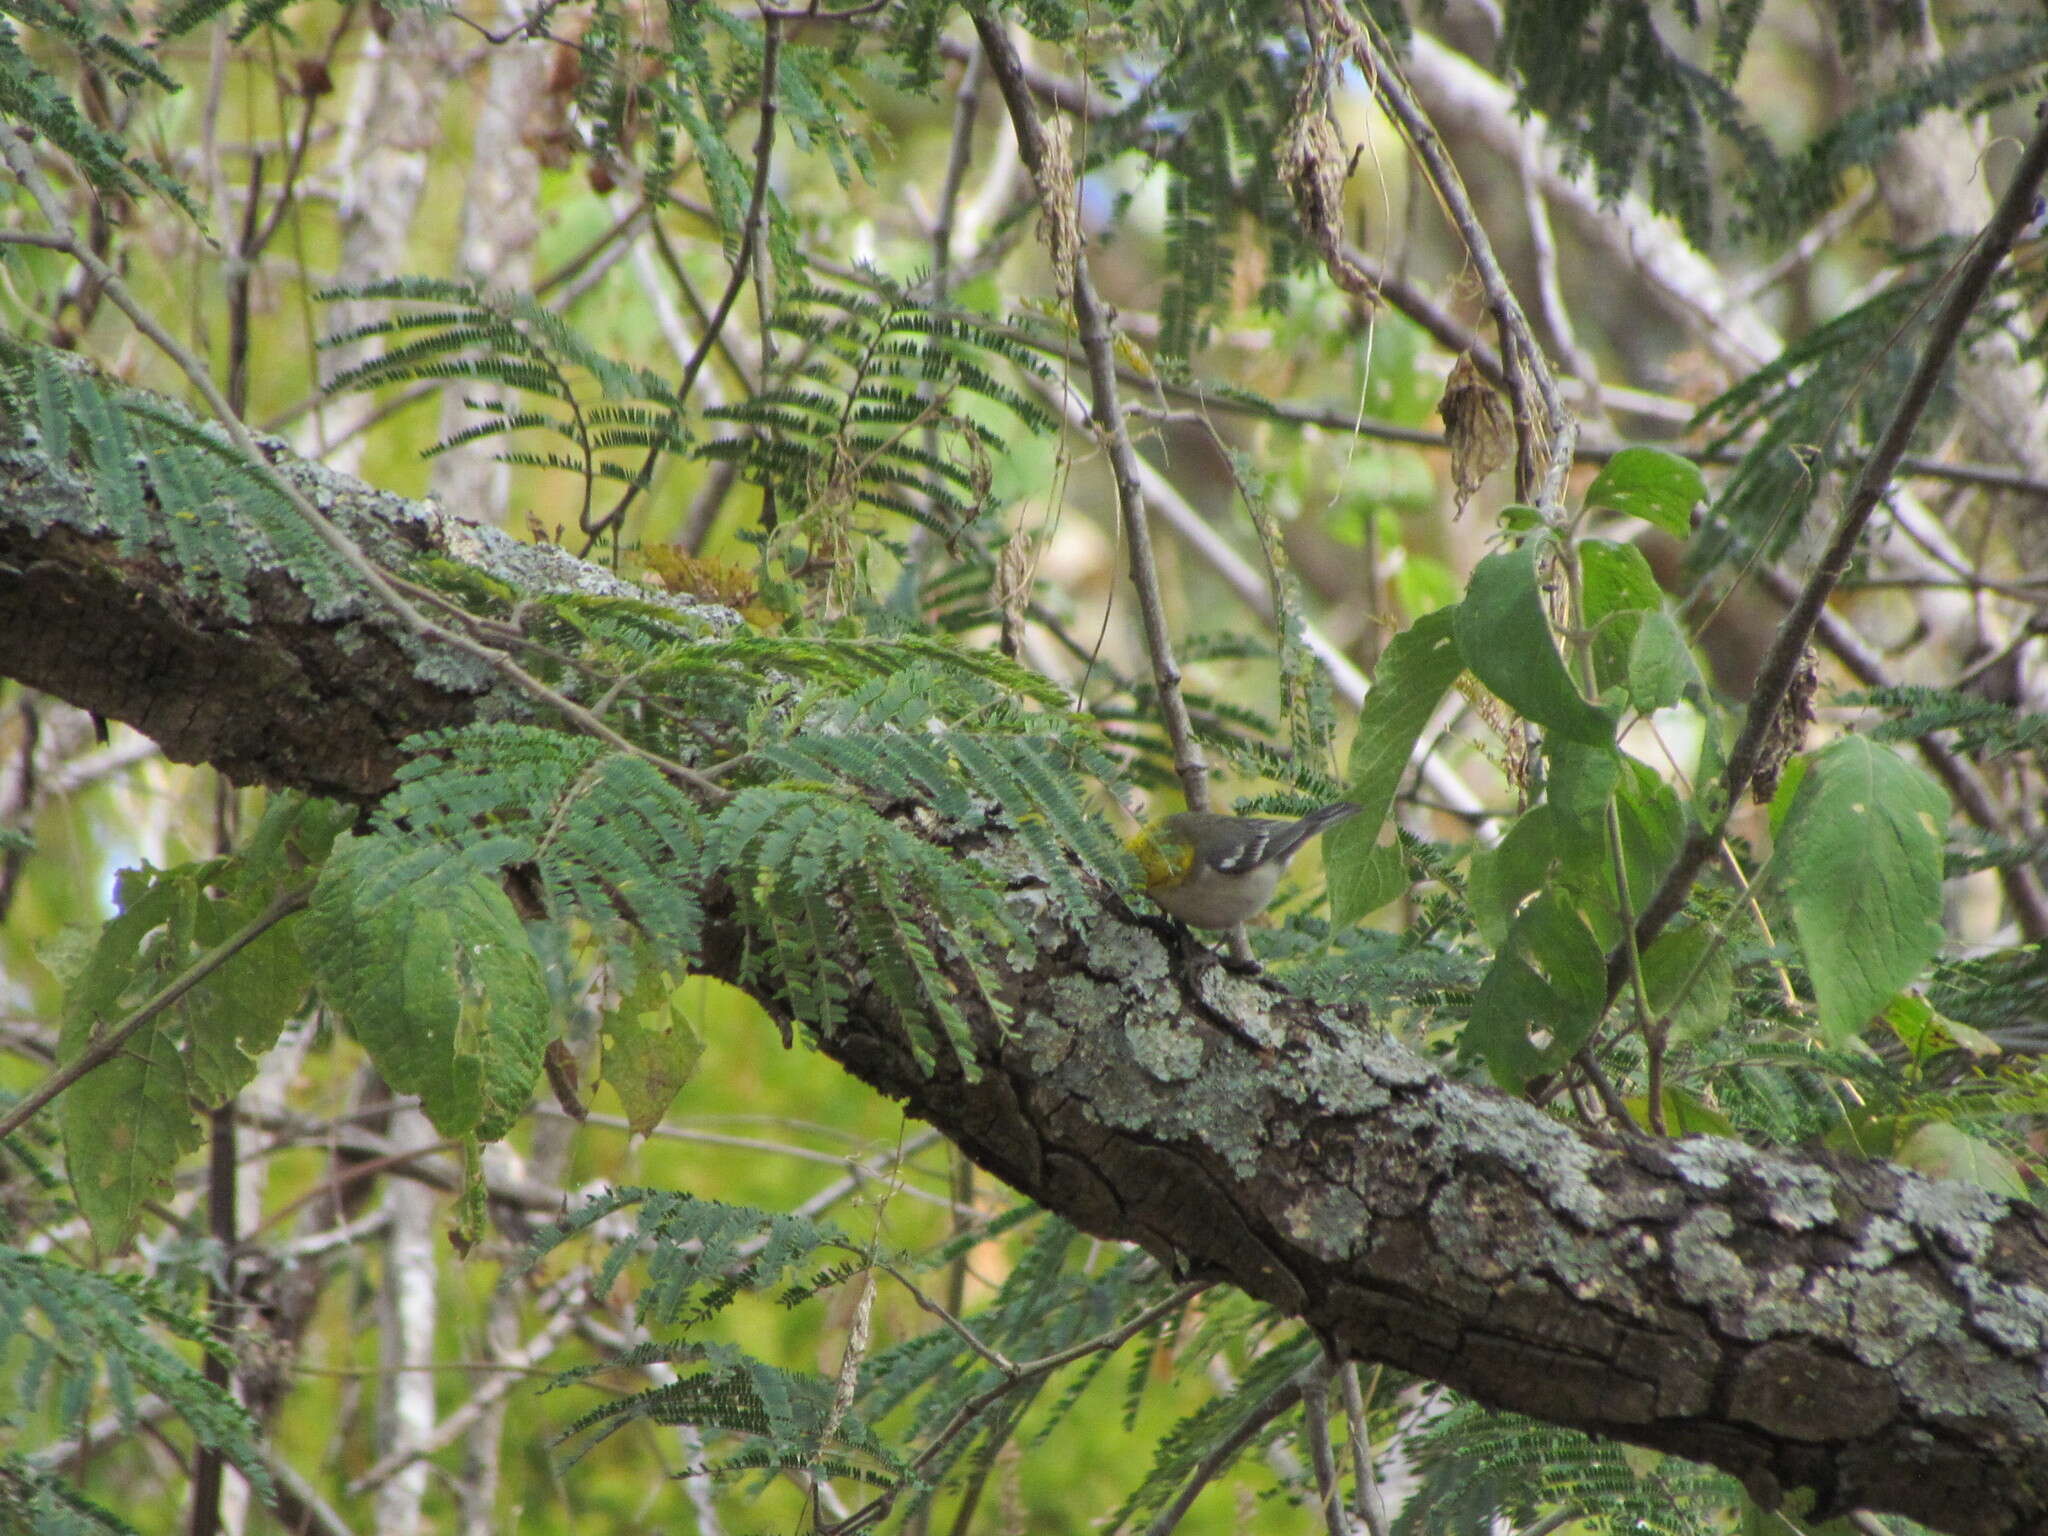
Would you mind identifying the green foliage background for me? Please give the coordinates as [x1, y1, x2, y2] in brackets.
[2, 0, 2046, 1532]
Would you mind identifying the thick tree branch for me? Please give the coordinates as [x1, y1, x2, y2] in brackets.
[4, 431, 2048, 1536]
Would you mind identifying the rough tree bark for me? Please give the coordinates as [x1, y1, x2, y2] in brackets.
[4, 427, 2047, 1536]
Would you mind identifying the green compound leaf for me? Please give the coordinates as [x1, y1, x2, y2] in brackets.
[602, 967, 708, 1136]
[1774, 737, 1949, 1043]
[305, 834, 551, 1141]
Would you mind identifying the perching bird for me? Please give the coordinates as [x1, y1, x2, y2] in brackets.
[1126, 803, 1362, 929]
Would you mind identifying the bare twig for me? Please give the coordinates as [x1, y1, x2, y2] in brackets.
[968, 7, 1211, 815]
[873, 1260, 1014, 1374]
[1300, 1359, 1347, 1536]
[344, 1269, 589, 1497]
[1517, 120, 1603, 427]
[1034, 370, 1492, 825]
[584, 16, 784, 556]
[982, 296, 2048, 500]
[931, 44, 986, 291]
[1320, 0, 1569, 503]
[1337, 1362, 1390, 1536]
[822, 1281, 1209, 1535]
[1140, 1377, 1305, 1536]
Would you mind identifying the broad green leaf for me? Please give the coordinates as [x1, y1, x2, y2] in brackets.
[1883, 992, 2000, 1061]
[180, 915, 310, 1104]
[1579, 538, 1665, 620]
[54, 844, 326, 1249]
[1624, 1088, 1736, 1138]
[1483, 756, 1680, 953]
[1766, 754, 1809, 837]
[1626, 611, 1699, 712]
[1639, 922, 1733, 1045]
[1894, 1122, 2026, 1197]
[1583, 446, 1706, 539]
[1774, 738, 1949, 1043]
[235, 791, 356, 885]
[305, 835, 551, 1141]
[1467, 806, 1558, 948]
[1328, 606, 1463, 924]
[1455, 541, 1615, 746]
[1547, 739, 1620, 837]
[1580, 538, 1664, 696]
[58, 866, 207, 1251]
[1462, 890, 1606, 1091]
[603, 970, 708, 1135]
[1612, 757, 1685, 914]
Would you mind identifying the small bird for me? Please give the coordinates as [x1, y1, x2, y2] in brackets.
[1127, 803, 1363, 930]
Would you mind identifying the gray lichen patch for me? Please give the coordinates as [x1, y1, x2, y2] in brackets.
[1122, 1013, 1205, 1082]
[1897, 1175, 2006, 1261]
[1431, 1084, 1610, 1227]
[1842, 1269, 1947, 1367]
[1191, 966, 1279, 1048]
[1295, 1038, 1396, 1116]
[1893, 1334, 2048, 1434]
[1955, 1267, 2048, 1353]
[1671, 1207, 1753, 1313]
[1083, 917, 1174, 985]
[1849, 1214, 1918, 1268]
[430, 508, 735, 624]
[1279, 1180, 1374, 1260]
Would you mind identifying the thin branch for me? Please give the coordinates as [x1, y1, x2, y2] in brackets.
[760, 0, 889, 18]
[583, 16, 784, 556]
[1300, 1359, 1348, 1536]
[1606, 107, 2048, 1002]
[892, 50, 2048, 502]
[822, 1281, 1208, 1535]
[873, 1260, 1015, 1374]
[1320, 0, 1568, 502]
[1141, 1378, 1305, 1536]
[1337, 1362, 1390, 1536]
[0, 228, 78, 251]
[1036, 370, 1493, 825]
[983, 300, 2048, 501]
[344, 1268, 589, 1497]
[968, 6, 1211, 814]
[931, 43, 986, 292]
[1517, 120, 1603, 426]
[1734, 184, 1879, 305]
